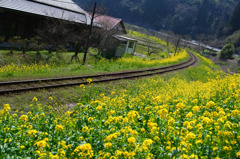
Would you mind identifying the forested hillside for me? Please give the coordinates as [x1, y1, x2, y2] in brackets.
[75, 0, 239, 38]
[225, 2, 240, 49]
[210, 1, 240, 49]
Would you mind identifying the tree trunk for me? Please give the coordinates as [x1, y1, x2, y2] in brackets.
[70, 42, 82, 63]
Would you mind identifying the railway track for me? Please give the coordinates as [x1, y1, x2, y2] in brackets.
[0, 51, 198, 95]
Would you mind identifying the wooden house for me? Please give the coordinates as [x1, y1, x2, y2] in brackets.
[101, 34, 137, 59]
[0, 0, 137, 58]
[0, 0, 91, 39]
[90, 14, 137, 58]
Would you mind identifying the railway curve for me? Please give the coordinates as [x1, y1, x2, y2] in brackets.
[0, 51, 198, 95]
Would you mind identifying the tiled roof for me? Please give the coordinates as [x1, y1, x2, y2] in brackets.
[93, 14, 122, 30]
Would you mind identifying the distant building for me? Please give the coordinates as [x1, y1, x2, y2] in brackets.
[0, 0, 91, 39]
[101, 35, 138, 59]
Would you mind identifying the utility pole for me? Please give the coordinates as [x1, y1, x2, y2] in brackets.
[174, 36, 180, 56]
[83, 2, 97, 65]
[167, 36, 169, 55]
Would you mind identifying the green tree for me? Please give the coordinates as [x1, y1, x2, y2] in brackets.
[219, 43, 235, 60]
[172, 15, 182, 34]
[196, 0, 209, 27]
[229, 2, 240, 31]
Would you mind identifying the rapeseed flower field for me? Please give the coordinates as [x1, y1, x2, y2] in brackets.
[127, 30, 170, 47]
[0, 50, 188, 80]
[0, 52, 239, 158]
[97, 49, 188, 69]
[0, 63, 52, 75]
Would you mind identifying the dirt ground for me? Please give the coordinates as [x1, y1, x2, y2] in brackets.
[204, 53, 240, 73]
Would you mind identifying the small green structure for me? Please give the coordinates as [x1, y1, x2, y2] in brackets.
[101, 35, 137, 59]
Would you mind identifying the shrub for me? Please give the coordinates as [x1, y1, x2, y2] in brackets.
[226, 30, 240, 48]
[0, 36, 5, 43]
[219, 43, 235, 60]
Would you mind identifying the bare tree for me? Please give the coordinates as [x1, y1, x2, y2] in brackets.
[29, 36, 46, 62]
[92, 18, 121, 55]
[145, 36, 160, 56]
[8, 36, 20, 54]
[35, 11, 90, 63]
[17, 37, 30, 54]
[37, 18, 75, 53]
[85, 4, 124, 56]
[174, 36, 181, 56]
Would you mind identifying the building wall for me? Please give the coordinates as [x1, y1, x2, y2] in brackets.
[113, 23, 127, 35]
[0, 9, 45, 40]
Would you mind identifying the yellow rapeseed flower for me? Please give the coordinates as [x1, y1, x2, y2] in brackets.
[82, 126, 88, 133]
[35, 140, 47, 149]
[104, 142, 112, 149]
[87, 78, 92, 84]
[96, 106, 103, 111]
[127, 137, 136, 144]
[55, 125, 64, 132]
[3, 104, 11, 112]
[20, 145, 25, 149]
[192, 106, 200, 113]
[237, 151, 240, 157]
[19, 115, 28, 122]
[32, 97, 38, 102]
[176, 103, 185, 110]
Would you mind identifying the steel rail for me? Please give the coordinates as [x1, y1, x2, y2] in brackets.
[0, 53, 194, 86]
[0, 51, 197, 95]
